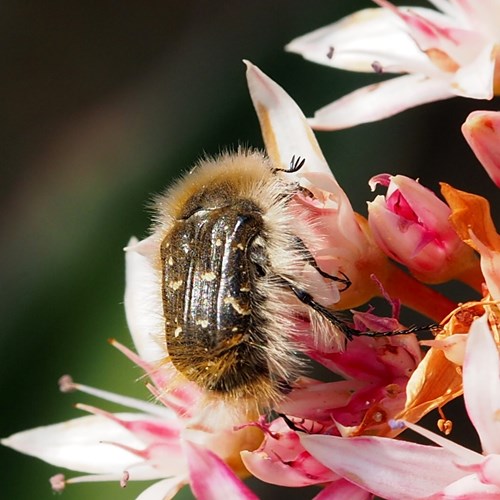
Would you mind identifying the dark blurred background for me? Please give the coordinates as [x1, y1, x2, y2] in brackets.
[1, 1, 498, 498]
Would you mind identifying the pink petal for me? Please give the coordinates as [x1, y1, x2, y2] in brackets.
[434, 473, 500, 498]
[309, 74, 454, 130]
[124, 236, 166, 363]
[313, 478, 372, 500]
[462, 315, 500, 455]
[1, 413, 163, 478]
[478, 454, 500, 487]
[244, 60, 333, 178]
[184, 441, 258, 500]
[136, 477, 187, 500]
[301, 434, 467, 499]
[240, 450, 338, 487]
[462, 110, 500, 188]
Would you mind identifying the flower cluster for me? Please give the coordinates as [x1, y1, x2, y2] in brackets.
[3, 2, 500, 499]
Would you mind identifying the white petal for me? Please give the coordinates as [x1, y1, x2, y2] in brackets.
[309, 74, 454, 130]
[452, 43, 496, 98]
[2, 413, 162, 477]
[463, 315, 500, 455]
[136, 477, 187, 500]
[244, 60, 332, 177]
[287, 8, 439, 75]
[124, 236, 166, 363]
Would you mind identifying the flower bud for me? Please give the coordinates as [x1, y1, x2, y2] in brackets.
[462, 110, 500, 188]
[368, 174, 477, 283]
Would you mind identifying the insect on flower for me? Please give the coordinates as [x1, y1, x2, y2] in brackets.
[152, 149, 425, 419]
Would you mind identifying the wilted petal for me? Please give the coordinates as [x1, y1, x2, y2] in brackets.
[309, 74, 453, 130]
[462, 315, 500, 455]
[420, 334, 468, 365]
[301, 433, 466, 499]
[184, 441, 258, 500]
[1, 414, 162, 478]
[124, 236, 166, 363]
[441, 184, 500, 299]
[462, 110, 500, 188]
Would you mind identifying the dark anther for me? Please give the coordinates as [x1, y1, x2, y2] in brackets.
[326, 46, 334, 59]
[372, 60, 383, 74]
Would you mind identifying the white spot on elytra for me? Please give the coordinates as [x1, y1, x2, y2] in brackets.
[196, 319, 209, 328]
[174, 327, 182, 338]
[169, 280, 183, 290]
[224, 296, 250, 315]
[201, 271, 216, 281]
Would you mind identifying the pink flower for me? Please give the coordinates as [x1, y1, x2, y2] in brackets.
[368, 174, 480, 285]
[300, 314, 500, 499]
[287, 0, 500, 129]
[1, 349, 261, 499]
[462, 110, 500, 188]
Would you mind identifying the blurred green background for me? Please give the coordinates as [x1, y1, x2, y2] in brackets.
[1, 1, 499, 499]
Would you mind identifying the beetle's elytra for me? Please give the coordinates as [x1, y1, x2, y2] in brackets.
[154, 150, 351, 411]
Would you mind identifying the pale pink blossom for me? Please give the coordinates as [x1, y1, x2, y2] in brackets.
[368, 173, 479, 284]
[287, 0, 500, 129]
[462, 110, 500, 188]
[300, 314, 500, 499]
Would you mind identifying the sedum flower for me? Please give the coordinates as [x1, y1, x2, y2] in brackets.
[368, 173, 481, 286]
[1, 63, 464, 498]
[462, 110, 500, 188]
[300, 313, 500, 499]
[287, 0, 500, 129]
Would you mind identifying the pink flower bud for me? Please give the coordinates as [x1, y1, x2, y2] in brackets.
[462, 110, 500, 188]
[368, 174, 477, 283]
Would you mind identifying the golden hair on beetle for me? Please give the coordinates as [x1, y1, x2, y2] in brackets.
[148, 149, 352, 425]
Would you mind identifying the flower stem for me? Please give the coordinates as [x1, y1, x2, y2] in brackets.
[382, 264, 457, 322]
[455, 260, 484, 294]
